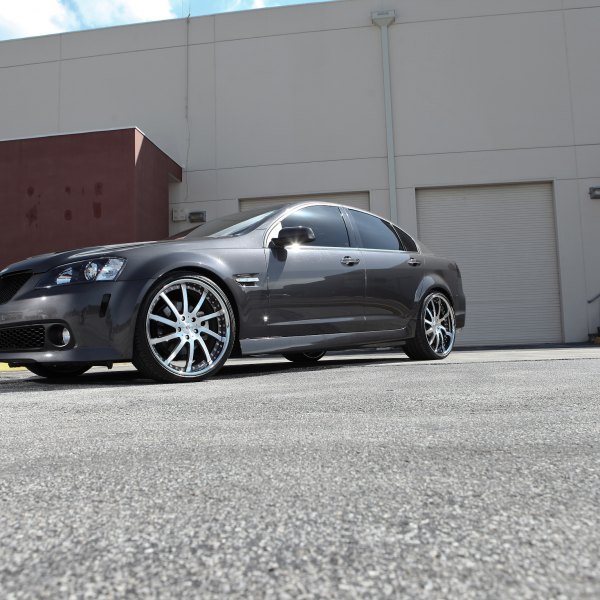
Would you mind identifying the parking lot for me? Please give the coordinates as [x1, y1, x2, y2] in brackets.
[1, 346, 599, 599]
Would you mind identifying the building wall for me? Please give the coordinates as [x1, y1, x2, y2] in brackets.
[0, 0, 599, 339]
[0, 129, 181, 268]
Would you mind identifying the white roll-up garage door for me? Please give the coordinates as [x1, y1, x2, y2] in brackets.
[417, 183, 562, 346]
[239, 192, 370, 212]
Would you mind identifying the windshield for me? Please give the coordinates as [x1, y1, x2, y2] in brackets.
[181, 206, 284, 239]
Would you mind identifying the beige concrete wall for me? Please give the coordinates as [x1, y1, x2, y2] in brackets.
[0, 0, 599, 339]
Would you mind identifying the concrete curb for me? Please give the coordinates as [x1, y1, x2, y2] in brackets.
[0, 363, 25, 372]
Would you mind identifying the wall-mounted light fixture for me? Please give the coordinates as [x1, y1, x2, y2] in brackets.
[172, 207, 187, 222]
[589, 187, 600, 199]
[188, 211, 206, 223]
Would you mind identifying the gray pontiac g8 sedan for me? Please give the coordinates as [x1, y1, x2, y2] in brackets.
[0, 202, 466, 382]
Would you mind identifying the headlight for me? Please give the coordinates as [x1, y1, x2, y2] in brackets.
[37, 257, 127, 287]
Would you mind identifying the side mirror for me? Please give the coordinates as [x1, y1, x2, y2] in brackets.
[271, 226, 316, 248]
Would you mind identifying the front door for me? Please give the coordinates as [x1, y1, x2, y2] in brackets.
[266, 205, 365, 337]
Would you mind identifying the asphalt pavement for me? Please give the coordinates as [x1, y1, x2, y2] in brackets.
[1, 347, 599, 599]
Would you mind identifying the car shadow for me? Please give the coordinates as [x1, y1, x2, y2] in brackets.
[220, 356, 409, 380]
[0, 355, 410, 392]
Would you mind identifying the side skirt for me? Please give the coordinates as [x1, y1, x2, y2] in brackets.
[240, 328, 408, 356]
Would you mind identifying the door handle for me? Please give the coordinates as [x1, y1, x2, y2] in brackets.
[408, 257, 421, 267]
[341, 256, 360, 266]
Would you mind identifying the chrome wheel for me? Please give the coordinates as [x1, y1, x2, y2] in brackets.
[423, 293, 455, 357]
[404, 291, 456, 361]
[143, 276, 233, 379]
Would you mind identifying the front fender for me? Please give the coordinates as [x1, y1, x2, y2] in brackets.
[121, 250, 269, 345]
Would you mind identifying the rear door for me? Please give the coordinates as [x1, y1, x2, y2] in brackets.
[346, 209, 422, 331]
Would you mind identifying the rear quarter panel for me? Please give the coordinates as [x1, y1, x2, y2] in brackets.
[417, 255, 466, 329]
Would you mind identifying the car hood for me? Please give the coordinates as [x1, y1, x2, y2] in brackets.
[0, 237, 247, 275]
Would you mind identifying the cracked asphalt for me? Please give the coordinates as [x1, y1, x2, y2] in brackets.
[1, 347, 599, 599]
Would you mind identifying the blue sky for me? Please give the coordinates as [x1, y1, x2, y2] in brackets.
[0, 0, 331, 41]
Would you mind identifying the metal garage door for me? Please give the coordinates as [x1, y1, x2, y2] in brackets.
[239, 192, 370, 212]
[417, 183, 562, 346]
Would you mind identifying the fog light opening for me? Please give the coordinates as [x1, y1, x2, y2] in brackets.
[48, 325, 72, 348]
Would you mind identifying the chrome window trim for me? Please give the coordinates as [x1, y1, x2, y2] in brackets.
[260, 201, 422, 254]
[354, 247, 412, 254]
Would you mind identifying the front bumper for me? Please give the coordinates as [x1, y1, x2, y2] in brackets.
[0, 276, 152, 366]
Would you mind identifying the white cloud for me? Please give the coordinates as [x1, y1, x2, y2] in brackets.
[71, 0, 177, 28]
[0, 0, 178, 41]
[0, 0, 317, 41]
[0, 0, 78, 39]
[221, 0, 244, 11]
[229, 0, 286, 10]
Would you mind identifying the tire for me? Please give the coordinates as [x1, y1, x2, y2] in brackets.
[403, 291, 456, 361]
[133, 272, 236, 383]
[25, 364, 91, 378]
[282, 350, 326, 364]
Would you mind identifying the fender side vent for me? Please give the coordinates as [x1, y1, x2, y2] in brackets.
[234, 274, 261, 288]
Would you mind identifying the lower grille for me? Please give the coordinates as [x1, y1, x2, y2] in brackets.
[0, 325, 45, 351]
[0, 271, 33, 304]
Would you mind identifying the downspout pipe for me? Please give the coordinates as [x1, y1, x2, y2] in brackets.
[372, 10, 397, 224]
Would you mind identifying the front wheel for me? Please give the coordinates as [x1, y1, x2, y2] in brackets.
[25, 364, 91, 378]
[133, 273, 236, 383]
[282, 350, 326, 364]
[404, 292, 456, 360]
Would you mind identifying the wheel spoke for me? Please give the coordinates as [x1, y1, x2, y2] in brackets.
[149, 314, 178, 328]
[181, 284, 189, 315]
[198, 326, 225, 342]
[440, 326, 454, 346]
[160, 293, 181, 320]
[201, 309, 224, 322]
[197, 337, 213, 365]
[191, 290, 207, 316]
[150, 332, 180, 345]
[185, 340, 195, 372]
[165, 338, 186, 365]
[435, 331, 443, 352]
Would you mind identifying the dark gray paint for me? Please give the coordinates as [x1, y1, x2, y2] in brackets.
[0, 202, 466, 366]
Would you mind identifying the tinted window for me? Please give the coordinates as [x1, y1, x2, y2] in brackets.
[350, 210, 403, 251]
[281, 205, 350, 248]
[394, 226, 418, 252]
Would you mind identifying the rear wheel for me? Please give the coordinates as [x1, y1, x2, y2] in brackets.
[282, 350, 326, 364]
[133, 273, 236, 383]
[25, 364, 91, 378]
[404, 292, 456, 360]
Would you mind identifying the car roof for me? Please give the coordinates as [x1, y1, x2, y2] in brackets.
[265, 200, 392, 227]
